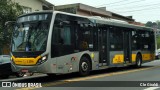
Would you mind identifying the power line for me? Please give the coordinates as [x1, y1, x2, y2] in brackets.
[97, 0, 146, 7]
[128, 11, 160, 15]
[96, 0, 129, 7]
[111, 3, 160, 10]
[116, 6, 160, 13]
[107, 0, 146, 7]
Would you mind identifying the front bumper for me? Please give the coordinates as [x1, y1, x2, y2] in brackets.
[11, 60, 57, 74]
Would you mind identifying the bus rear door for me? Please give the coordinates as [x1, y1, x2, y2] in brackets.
[123, 31, 132, 63]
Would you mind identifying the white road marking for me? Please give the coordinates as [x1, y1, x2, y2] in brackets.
[0, 74, 46, 82]
[144, 87, 160, 90]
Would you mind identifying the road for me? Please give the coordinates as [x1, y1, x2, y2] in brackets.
[0, 60, 160, 90]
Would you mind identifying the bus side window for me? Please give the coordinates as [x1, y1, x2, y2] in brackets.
[60, 26, 71, 45]
[132, 30, 138, 50]
[78, 23, 93, 51]
[109, 27, 123, 51]
[52, 26, 71, 45]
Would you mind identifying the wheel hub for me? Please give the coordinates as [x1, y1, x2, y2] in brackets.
[137, 58, 141, 66]
[81, 62, 88, 71]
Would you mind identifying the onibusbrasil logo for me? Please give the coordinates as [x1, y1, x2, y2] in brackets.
[1, 82, 42, 87]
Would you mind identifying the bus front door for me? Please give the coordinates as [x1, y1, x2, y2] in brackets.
[98, 29, 109, 66]
[123, 31, 131, 63]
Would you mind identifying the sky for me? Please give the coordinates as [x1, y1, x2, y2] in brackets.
[46, 0, 160, 23]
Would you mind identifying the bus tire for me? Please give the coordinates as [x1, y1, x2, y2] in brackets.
[135, 54, 142, 67]
[15, 72, 25, 77]
[79, 56, 91, 76]
[29, 73, 34, 76]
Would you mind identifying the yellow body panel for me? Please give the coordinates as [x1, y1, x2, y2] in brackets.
[132, 54, 136, 62]
[11, 56, 41, 65]
[113, 53, 154, 64]
[113, 55, 124, 64]
[142, 54, 154, 61]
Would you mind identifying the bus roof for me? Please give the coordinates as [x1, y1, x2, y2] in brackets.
[54, 11, 153, 31]
[18, 10, 153, 31]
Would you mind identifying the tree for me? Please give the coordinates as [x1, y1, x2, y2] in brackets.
[146, 21, 160, 29]
[156, 21, 160, 29]
[156, 21, 160, 49]
[0, 0, 23, 54]
[157, 37, 160, 49]
[145, 21, 160, 49]
[145, 21, 153, 27]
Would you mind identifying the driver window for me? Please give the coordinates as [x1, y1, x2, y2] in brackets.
[52, 26, 71, 45]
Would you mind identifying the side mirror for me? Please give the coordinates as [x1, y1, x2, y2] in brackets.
[5, 21, 15, 26]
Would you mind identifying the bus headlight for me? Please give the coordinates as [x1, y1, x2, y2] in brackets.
[36, 55, 48, 65]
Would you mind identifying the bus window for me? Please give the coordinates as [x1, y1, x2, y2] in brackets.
[78, 23, 93, 50]
[109, 27, 123, 51]
[132, 30, 138, 50]
[60, 26, 71, 45]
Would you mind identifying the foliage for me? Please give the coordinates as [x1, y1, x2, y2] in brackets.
[156, 21, 160, 29]
[146, 21, 160, 49]
[0, 0, 23, 48]
[157, 36, 160, 49]
[145, 21, 153, 27]
[145, 21, 160, 29]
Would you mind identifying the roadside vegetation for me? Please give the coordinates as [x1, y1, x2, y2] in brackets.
[0, 0, 22, 54]
[157, 36, 160, 49]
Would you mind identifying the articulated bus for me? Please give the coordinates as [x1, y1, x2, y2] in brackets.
[10, 11, 155, 76]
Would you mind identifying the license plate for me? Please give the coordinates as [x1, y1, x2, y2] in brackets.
[26, 60, 34, 64]
[23, 59, 35, 65]
[21, 69, 28, 73]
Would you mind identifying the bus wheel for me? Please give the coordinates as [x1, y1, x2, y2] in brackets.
[136, 54, 142, 67]
[79, 56, 91, 76]
[15, 72, 25, 77]
[29, 73, 34, 76]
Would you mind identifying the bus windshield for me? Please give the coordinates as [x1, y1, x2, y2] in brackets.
[11, 13, 52, 52]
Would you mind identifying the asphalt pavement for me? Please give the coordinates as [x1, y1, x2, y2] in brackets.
[0, 60, 160, 90]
